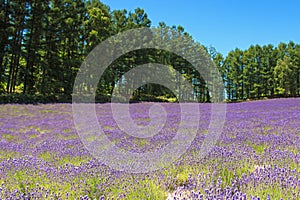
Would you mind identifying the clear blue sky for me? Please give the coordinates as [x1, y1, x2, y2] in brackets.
[101, 0, 300, 56]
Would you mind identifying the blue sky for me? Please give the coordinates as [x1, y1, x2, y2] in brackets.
[101, 0, 300, 56]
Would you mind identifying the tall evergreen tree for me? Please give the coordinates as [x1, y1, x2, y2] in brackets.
[23, 0, 48, 94]
[6, 0, 27, 93]
[0, 0, 11, 92]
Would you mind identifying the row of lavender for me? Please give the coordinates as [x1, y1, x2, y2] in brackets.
[0, 98, 299, 199]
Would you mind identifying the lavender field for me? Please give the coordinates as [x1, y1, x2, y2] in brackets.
[0, 98, 299, 199]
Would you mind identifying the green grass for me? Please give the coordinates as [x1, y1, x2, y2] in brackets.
[132, 138, 150, 148]
[16, 126, 49, 134]
[247, 141, 268, 154]
[38, 151, 91, 166]
[125, 179, 168, 200]
[0, 150, 21, 161]
[217, 163, 255, 188]
[1, 133, 17, 142]
[163, 163, 204, 191]
[246, 183, 293, 199]
[54, 133, 78, 140]
[2, 170, 88, 199]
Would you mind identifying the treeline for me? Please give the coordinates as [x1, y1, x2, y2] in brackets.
[213, 42, 300, 101]
[0, 0, 299, 103]
[0, 0, 153, 102]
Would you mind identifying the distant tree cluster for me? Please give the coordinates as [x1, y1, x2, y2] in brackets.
[0, 0, 299, 103]
[213, 42, 300, 100]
